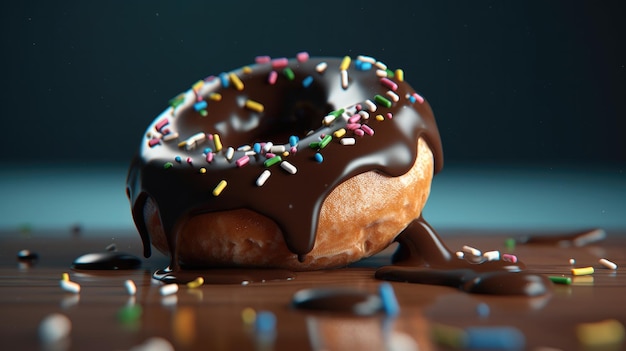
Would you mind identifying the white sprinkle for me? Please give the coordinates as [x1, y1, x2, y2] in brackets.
[189, 132, 206, 143]
[160, 283, 178, 296]
[376, 69, 388, 77]
[263, 142, 274, 153]
[375, 61, 388, 70]
[280, 161, 297, 174]
[323, 115, 336, 125]
[225, 147, 235, 161]
[341, 69, 348, 89]
[455, 251, 465, 259]
[237, 145, 252, 152]
[162, 132, 179, 142]
[364, 99, 377, 112]
[60, 280, 80, 294]
[315, 62, 328, 73]
[482, 250, 501, 262]
[39, 313, 71, 344]
[599, 258, 618, 270]
[125, 280, 137, 296]
[270, 145, 286, 154]
[244, 150, 257, 156]
[462, 245, 481, 257]
[386, 90, 400, 102]
[256, 170, 271, 186]
[356, 55, 376, 64]
[569, 258, 576, 265]
[340, 138, 356, 146]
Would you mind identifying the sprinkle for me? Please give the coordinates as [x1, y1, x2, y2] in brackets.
[374, 94, 392, 108]
[60, 280, 80, 294]
[374, 61, 387, 70]
[576, 319, 625, 348]
[125, 280, 137, 295]
[340, 56, 351, 71]
[314, 153, 323, 163]
[395, 69, 404, 81]
[225, 147, 235, 161]
[206, 152, 214, 163]
[263, 142, 274, 153]
[271, 57, 289, 69]
[380, 77, 398, 91]
[213, 134, 222, 151]
[341, 70, 348, 89]
[265, 152, 276, 158]
[229, 73, 244, 91]
[599, 258, 618, 270]
[264, 156, 282, 168]
[255, 311, 277, 334]
[348, 114, 361, 124]
[346, 123, 361, 131]
[148, 138, 161, 147]
[39, 313, 72, 344]
[412, 92, 425, 104]
[243, 66, 252, 74]
[242, 308, 257, 325]
[237, 145, 252, 152]
[209, 92, 222, 101]
[375, 114, 384, 121]
[378, 282, 400, 317]
[155, 118, 169, 132]
[194, 100, 207, 111]
[296, 51, 309, 62]
[290, 146, 297, 154]
[333, 128, 346, 138]
[256, 170, 271, 186]
[270, 145, 286, 153]
[354, 129, 365, 137]
[219, 72, 229, 88]
[462, 245, 482, 257]
[569, 258, 576, 265]
[235, 155, 250, 167]
[502, 254, 518, 263]
[357, 55, 376, 63]
[160, 283, 179, 296]
[340, 138, 356, 145]
[385, 68, 395, 78]
[186, 277, 204, 289]
[164, 162, 173, 169]
[376, 69, 388, 77]
[319, 134, 332, 149]
[253, 143, 262, 153]
[361, 124, 374, 136]
[283, 67, 295, 81]
[280, 161, 297, 174]
[329, 108, 345, 117]
[289, 135, 299, 147]
[186, 157, 193, 164]
[163, 132, 179, 142]
[168, 94, 185, 108]
[268, 71, 278, 84]
[571, 266, 594, 276]
[386, 112, 393, 119]
[315, 62, 328, 73]
[549, 276, 572, 285]
[386, 90, 400, 102]
[309, 141, 320, 148]
[364, 99, 377, 112]
[212, 180, 227, 196]
[245, 99, 264, 113]
[483, 250, 500, 262]
[358, 110, 370, 120]
[455, 251, 465, 259]
[255, 55, 271, 64]
[302, 75, 313, 88]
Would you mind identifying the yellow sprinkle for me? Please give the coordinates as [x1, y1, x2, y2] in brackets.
[245, 99, 264, 113]
[577, 319, 625, 347]
[229, 73, 244, 91]
[242, 66, 252, 74]
[395, 69, 404, 82]
[199, 168, 206, 174]
[61, 272, 69, 282]
[333, 128, 346, 138]
[213, 134, 222, 151]
[241, 307, 256, 325]
[339, 55, 351, 71]
[282, 151, 289, 157]
[192, 80, 204, 92]
[209, 93, 222, 101]
[186, 277, 204, 289]
[212, 180, 227, 196]
[178, 141, 187, 149]
[571, 266, 594, 276]
[376, 114, 385, 121]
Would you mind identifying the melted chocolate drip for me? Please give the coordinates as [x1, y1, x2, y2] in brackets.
[375, 218, 551, 296]
[72, 252, 142, 270]
[126, 57, 443, 273]
[292, 288, 382, 315]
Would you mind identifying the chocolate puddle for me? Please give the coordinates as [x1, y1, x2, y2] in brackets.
[516, 228, 606, 247]
[72, 252, 142, 270]
[153, 267, 295, 285]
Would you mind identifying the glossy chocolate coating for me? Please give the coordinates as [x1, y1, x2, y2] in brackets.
[126, 56, 443, 269]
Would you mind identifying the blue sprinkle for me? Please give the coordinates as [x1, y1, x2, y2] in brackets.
[302, 75, 313, 88]
[378, 282, 400, 317]
[253, 143, 262, 154]
[219, 72, 229, 88]
[466, 327, 525, 350]
[174, 156, 182, 163]
[289, 135, 299, 147]
[203, 148, 212, 154]
[476, 303, 490, 317]
[193, 100, 207, 111]
[360, 61, 372, 71]
[355, 59, 363, 70]
[255, 311, 276, 334]
[314, 153, 323, 163]
[409, 95, 417, 104]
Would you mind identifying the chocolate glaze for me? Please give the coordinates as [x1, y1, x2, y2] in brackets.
[126, 56, 443, 273]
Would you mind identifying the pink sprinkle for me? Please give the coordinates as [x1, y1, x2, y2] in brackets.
[320, 134, 326, 138]
[161, 128, 171, 135]
[380, 77, 398, 91]
[361, 125, 374, 136]
[412, 92, 425, 104]
[236, 155, 250, 167]
[502, 254, 518, 263]
[208, 134, 214, 140]
[266, 152, 276, 158]
[355, 104, 362, 111]
[346, 123, 361, 131]
[255, 55, 271, 64]
[271, 57, 289, 69]
[296, 51, 309, 62]
[386, 112, 393, 119]
[354, 129, 365, 137]
[268, 71, 278, 85]
[290, 146, 297, 154]
[348, 115, 361, 124]
[206, 152, 214, 163]
[186, 157, 193, 164]
[155, 118, 169, 132]
[148, 138, 160, 147]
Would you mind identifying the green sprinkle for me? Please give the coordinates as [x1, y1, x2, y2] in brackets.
[374, 95, 392, 108]
[283, 67, 295, 81]
[168, 93, 185, 108]
[504, 238, 516, 250]
[264, 156, 282, 167]
[549, 276, 572, 285]
[319, 135, 332, 149]
[309, 141, 320, 149]
[385, 68, 395, 78]
[329, 108, 345, 117]
[199, 109, 208, 117]
[164, 162, 173, 169]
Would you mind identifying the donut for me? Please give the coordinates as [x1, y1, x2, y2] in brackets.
[126, 53, 443, 273]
